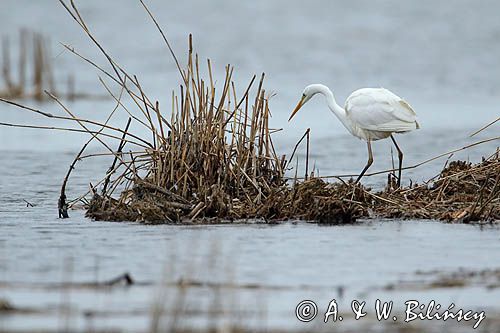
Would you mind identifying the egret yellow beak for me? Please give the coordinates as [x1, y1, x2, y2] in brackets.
[288, 96, 305, 121]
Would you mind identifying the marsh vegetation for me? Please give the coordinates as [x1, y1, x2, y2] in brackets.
[0, 1, 498, 225]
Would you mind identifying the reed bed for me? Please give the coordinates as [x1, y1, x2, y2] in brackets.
[88, 147, 500, 224]
[86, 44, 290, 223]
[0, 0, 498, 224]
[0, 29, 104, 101]
[289, 149, 500, 224]
[377, 151, 500, 222]
[1, 29, 50, 100]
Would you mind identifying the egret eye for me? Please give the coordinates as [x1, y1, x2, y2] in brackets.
[302, 93, 306, 98]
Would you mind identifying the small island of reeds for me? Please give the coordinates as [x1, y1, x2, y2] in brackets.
[1, 0, 498, 225]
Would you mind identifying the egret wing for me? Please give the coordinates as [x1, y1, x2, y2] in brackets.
[345, 88, 419, 132]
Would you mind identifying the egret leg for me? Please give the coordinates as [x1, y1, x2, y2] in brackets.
[390, 135, 404, 187]
[355, 141, 373, 184]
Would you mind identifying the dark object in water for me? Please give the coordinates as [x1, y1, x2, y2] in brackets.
[103, 272, 134, 286]
[0, 298, 14, 312]
[58, 193, 69, 219]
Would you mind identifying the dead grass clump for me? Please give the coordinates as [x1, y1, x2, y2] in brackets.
[377, 152, 500, 222]
[81, 32, 289, 223]
[284, 178, 370, 224]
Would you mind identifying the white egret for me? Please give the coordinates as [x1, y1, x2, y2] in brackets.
[289, 84, 420, 186]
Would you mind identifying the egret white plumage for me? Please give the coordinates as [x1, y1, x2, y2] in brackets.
[289, 84, 420, 186]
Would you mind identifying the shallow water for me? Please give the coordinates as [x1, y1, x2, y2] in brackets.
[2, 213, 500, 332]
[1, 1, 500, 332]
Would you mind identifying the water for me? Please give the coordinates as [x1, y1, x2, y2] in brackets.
[1, 1, 499, 332]
[2, 213, 500, 332]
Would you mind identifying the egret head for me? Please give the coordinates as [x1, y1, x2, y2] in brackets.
[288, 85, 320, 121]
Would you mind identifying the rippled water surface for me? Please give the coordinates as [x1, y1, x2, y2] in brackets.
[1, 1, 499, 332]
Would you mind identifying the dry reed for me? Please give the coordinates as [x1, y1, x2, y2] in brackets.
[378, 151, 500, 222]
[0, 29, 105, 101]
[86, 38, 289, 223]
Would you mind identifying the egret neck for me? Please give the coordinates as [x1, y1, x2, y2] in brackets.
[310, 84, 352, 133]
